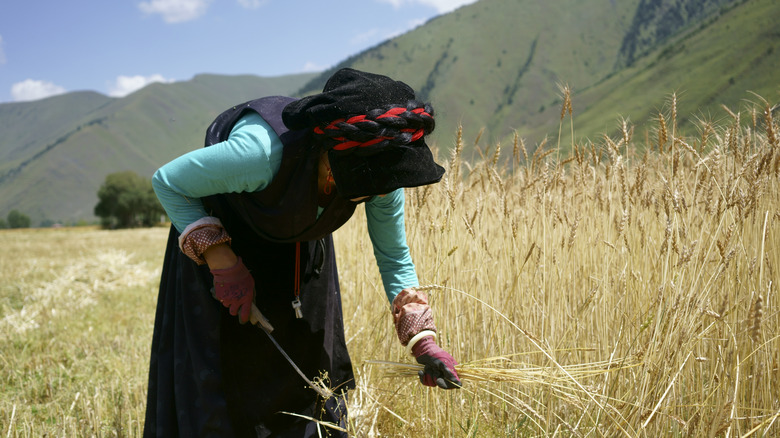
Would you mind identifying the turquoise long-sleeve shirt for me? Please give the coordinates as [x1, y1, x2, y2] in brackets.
[152, 112, 418, 303]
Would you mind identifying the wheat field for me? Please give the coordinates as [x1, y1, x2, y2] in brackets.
[1, 93, 778, 437]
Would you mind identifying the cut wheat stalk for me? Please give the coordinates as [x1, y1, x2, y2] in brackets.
[279, 411, 348, 433]
[368, 355, 642, 430]
[368, 356, 642, 386]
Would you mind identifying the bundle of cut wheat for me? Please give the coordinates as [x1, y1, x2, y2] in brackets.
[369, 354, 641, 388]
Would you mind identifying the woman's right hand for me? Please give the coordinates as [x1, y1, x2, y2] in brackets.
[206, 244, 255, 323]
[412, 336, 461, 389]
[203, 242, 238, 269]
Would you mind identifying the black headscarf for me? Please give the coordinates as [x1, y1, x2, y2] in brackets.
[282, 68, 445, 199]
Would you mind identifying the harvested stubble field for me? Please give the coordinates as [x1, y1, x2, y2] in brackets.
[1, 94, 779, 437]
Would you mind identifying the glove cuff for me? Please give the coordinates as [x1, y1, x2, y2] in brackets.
[407, 330, 436, 356]
[179, 217, 231, 265]
[392, 288, 437, 346]
[210, 256, 251, 281]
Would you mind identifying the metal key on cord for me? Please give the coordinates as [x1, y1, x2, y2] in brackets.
[291, 298, 303, 318]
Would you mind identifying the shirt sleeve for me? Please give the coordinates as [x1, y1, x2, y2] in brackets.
[365, 188, 419, 304]
[152, 112, 283, 232]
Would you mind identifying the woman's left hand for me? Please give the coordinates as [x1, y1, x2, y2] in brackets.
[412, 336, 461, 389]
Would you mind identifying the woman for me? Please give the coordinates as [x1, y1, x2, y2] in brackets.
[144, 68, 460, 437]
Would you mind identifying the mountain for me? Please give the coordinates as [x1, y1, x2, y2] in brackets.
[298, 0, 777, 148]
[0, 73, 316, 225]
[2, 0, 779, 226]
[297, 0, 646, 148]
[561, 0, 779, 144]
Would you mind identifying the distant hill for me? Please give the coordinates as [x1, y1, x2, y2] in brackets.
[1, 0, 779, 226]
[0, 73, 316, 225]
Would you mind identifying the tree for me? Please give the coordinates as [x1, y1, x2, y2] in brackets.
[94, 171, 164, 228]
[7, 210, 31, 228]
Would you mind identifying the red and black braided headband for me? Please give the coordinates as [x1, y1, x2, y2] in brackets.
[313, 105, 434, 153]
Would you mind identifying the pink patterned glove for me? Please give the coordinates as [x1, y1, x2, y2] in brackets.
[392, 288, 437, 344]
[412, 336, 461, 389]
[210, 257, 255, 323]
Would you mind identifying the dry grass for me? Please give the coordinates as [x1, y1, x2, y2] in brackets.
[337, 93, 780, 436]
[0, 227, 166, 437]
[2, 92, 779, 437]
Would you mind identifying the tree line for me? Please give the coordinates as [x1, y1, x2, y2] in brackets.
[0, 210, 32, 229]
[2, 170, 164, 229]
[94, 170, 164, 228]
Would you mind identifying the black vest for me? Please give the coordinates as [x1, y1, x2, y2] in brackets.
[201, 96, 358, 243]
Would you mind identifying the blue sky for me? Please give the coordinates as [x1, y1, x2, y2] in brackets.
[0, 0, 477, 103]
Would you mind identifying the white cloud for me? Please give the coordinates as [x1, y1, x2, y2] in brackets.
[0, 35, 6, 64]
[11, 79, 67, 102]
[301, 61, 326, 73]
[378, 0, 478, 14]
[405, 18, 427, 29]
[138, 0, 211, 23]
[108, 74, 174, 97]
[237, 0, 268, 9]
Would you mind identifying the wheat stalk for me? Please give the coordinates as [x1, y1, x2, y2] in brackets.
[369, 357, 641, 383]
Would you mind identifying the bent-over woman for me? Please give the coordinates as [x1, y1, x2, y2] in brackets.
[144, 68, 460, 437]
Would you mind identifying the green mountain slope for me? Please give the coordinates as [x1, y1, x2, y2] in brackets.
[615, 0, 738, 68]
[0, 73, 316, 224]
[298, 0, 642, 148]
[298, 0, 775, 149]
[562, 0, 780, 144]
[0, 91, 114, 175]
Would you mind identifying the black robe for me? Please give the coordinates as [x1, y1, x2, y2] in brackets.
[144, 97, 359, 437]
